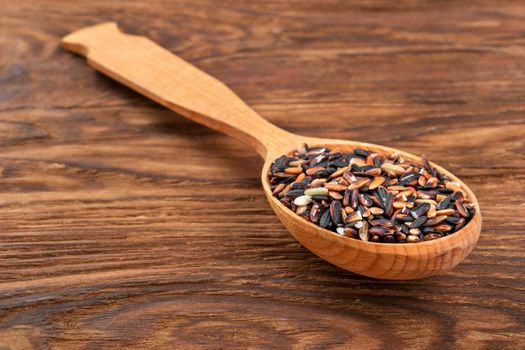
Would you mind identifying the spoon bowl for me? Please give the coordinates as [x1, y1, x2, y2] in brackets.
[262, 138, 481, 279]
[62, 22, 481, 280]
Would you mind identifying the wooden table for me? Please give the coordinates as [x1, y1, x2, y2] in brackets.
[1, 1, 524, 348]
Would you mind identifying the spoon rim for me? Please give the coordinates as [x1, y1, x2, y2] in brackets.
[261, 138, 481, 249]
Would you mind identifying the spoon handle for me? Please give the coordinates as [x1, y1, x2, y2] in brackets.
[62, 22, 297, 158]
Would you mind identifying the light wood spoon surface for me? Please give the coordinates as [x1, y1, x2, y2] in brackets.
[62, 22, 481, 280]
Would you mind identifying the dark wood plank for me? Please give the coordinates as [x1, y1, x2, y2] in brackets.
[1, 0, 524, 348]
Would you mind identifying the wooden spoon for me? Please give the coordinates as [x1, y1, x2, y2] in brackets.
[62, 22, 481, 280]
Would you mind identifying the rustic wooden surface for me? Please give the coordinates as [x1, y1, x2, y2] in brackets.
[1, 1, 524, 348]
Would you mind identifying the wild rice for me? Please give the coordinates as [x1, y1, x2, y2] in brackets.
[269, 144, 476, 244]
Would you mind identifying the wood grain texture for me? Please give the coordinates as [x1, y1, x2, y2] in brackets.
[0, 0, 524, 348]
[60, 22, 482, 280]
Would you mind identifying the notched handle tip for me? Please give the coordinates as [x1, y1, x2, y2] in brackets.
[62, 22, 120, 57]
